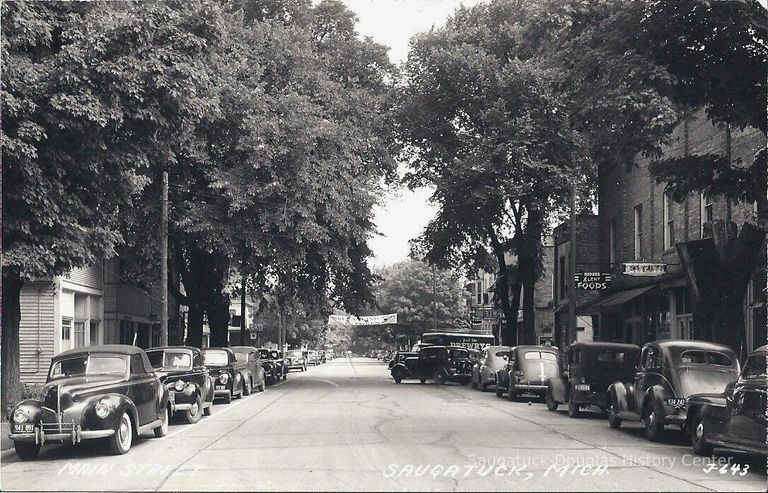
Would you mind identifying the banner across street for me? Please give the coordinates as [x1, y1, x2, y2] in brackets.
[328, 314, 398, 326]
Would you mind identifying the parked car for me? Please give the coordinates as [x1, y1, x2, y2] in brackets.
[231, 346, 266, 394]
[318, 350, 327, 363]
[471, 346, 512, 392]
[389, 351, 417, 370]
[390, 346, 472, 385]
[10, 345, 170, 460]
[203, 347, 245, 404]
[307, 350, 320, 366]
[146, 346, 215, 423]
[286, 349, 307, 372]
[496, 345, 561, 400]
[606, 340, 740, 442]
[271, 349, 287, 380]
[686, 344, 766, 456]
[546, 342, 641, 417]
[257, 348, 280, 384]
[325, 349, 334, 361]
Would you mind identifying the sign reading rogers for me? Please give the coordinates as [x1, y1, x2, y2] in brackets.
[573, 272, 612, 290]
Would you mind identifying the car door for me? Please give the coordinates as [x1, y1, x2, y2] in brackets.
[633, 346, 656, 412]
[726, 384, 767, 449]
[129, 353, 157, 425]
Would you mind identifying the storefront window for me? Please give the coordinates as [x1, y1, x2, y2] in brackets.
[74, 321, 86, 348]
[61, 318, 72, 341]
[89, 320, 100, 345]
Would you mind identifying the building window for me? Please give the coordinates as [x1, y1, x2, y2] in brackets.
[90, 320, 100, 345]
[609, 221, 616, 266]
[663, 193, 675, 250]
[633, 204, 643, 260]
[477, 292, 482, 305]
[559, 255, 567, 300]
[74, 321, 86, 348]
[151, 324, 161, 348]
[700, 193, 713, 237]
[483, 293, 489, 305]
[119, 320, 135, 345]
[62, 318, 72, 341]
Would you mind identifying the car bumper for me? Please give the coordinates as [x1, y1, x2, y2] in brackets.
[512, 383, 548, 394]
[10, 424, 114, 445]
[570, 390, 607, 407]
[169, 390, 197, 412]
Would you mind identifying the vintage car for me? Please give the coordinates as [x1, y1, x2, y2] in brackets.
[257, 348, 280, 384]
[231, 346, 266, 394]
[318, 350, 327, 364]
[146, 346, 214, 423]
[271, 349, 287, 380]
[686, 344, 767, 456]
[388, 351, 417, 370]
[471, 346, 512, 392]
[390, 346, 472, 385]
[10, 345, 169, 460]
[202, 347, 245, 404]
[285, 349, 307, 372]
[606, 340, 740, 441]
[307, 350, 320, 366]
[496, 345, 561, 400]
[546, 342, 641, 417]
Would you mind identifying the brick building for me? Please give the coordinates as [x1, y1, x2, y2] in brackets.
[563, 109, 766, 355]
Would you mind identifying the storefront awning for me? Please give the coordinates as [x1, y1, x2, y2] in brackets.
[587, 285, 657, 310]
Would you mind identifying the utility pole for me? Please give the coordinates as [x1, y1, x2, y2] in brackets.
[240, 272, 246, 345]
[160, 171, 169, 347]
[432, 265, 437, 331]
[567, 181, 577, 346]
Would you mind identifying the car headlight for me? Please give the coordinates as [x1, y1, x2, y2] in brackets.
[13, 408, 28, 424]
[218, 373, 229, 384]
[174, 380, 186, 391]
[95, 399, 112, 419]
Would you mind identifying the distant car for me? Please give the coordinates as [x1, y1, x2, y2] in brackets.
[496, 345, 561, 400]
[10, 345, 170, 460]
[286, 349, 307, 372]
[146, 346, 215, 423]
[257, 348, 280, 384]
[271, 349, 287, 380]
[472, 346, 511, 392]
[546, 342, 641, 417]
[307, 350, 320, 366]
[607, 340, 740, 442]
[203, 347, 245, 404]
[686, 344, 766, 456]
[325, 349, 334, 361]
[318, 350, 327, 363]
[231, 346, 266, 394]
[390, 346, 472, 385]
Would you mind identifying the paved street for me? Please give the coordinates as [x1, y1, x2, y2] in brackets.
[1, 358, 764, 492]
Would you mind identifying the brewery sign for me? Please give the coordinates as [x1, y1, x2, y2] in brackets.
[573, 272, 612, 290]
[622, 262, 667, 277]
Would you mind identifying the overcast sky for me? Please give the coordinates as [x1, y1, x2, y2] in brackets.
[337, 0, 484, 268]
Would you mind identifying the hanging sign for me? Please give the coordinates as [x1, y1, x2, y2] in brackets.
[327, 314, 398, 326]
[621, 262, 667, 277]
[574, 272, 612, 290]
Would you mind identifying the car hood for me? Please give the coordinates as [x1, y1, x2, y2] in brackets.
[41, 375, 127, 410]
[154, 368, 195, 381]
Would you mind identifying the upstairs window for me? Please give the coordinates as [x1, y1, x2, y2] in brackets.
[663, 193, 675, 250]
[633, 204, 643, 260]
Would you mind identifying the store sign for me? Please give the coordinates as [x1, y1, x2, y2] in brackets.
[622, 262, 667, 277]
[573, 272, 612, 290]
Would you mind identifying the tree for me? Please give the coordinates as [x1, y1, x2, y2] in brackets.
[397, 3, 585, 345]
[371, 260, 468, 348]
[1, 0, 216, 405]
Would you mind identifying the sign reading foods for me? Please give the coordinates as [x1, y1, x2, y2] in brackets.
[573, 272, 612, 290]
[621, 262, 668, 276]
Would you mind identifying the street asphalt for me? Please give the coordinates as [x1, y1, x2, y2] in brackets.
[0, 357, 764, 491]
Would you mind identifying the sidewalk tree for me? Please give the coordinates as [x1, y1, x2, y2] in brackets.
[1, 1, 216, 405]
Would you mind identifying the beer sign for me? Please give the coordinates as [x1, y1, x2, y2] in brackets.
[622, 262, 667, 276]
[574, 272, 612, 290]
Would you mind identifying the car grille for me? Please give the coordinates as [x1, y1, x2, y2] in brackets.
[40, 422, 76, 434]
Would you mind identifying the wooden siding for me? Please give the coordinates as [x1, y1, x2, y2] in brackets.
[19, 282, 56, 385]
[64, 263, 103, 290]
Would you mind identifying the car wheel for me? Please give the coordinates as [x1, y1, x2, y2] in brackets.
[691, 411, 714, 456]
[433, 370, 446, 385]
[459, 377, 470, 386]
[109, 412, 133, 455]
[203, 402, 213, 416]
[243, 378, 252, 396]
[644, 401, 665, 442]
[14, 441, 41, 461]
[154, 406, 169, 438]
[568, 400, 581, 418]
[222, 392, 232, 404]
[471, 377, 478, 389]
[480, 380, 488, 392]
[185, 395, 203, 424]
[394, 375, 402, 384]
[607, 400, 622, 429]
[419, 378, 426, 384]
[258, 379, 265, 392]
[546, 389, 559, 411]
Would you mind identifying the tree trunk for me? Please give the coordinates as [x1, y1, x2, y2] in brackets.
[518, 208, 544, 346]
[207, 292, 231, 348]
[186, 302, 204, 347]
[521, 280, 536, 345]
[2, 273, 24, 416]
[488, 225, 517, 346]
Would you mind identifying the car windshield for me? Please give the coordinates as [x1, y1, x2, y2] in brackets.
[49, 355, 127, 380]
[258, 350, 270, 359]
[288, 350, 303, 357]
[270, 351, 280, 359]
[678, 367, 739, 397]
[743, 355, 767, 378]
[523, 351, 557, 361]
[449, 349, 468, 359]
[233, 352, 249, 363]
[204, 350, 229, 366]
[147, 351, 192, 369]
[597, 351, 629, 364]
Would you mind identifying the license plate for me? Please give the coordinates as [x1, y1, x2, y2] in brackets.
[215, 385, 225, 391]
[574, 384, 591, 391]
[13, 423, 34, 433]
[666, 398, 686, 407]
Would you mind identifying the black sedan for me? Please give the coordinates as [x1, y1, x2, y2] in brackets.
[146, 346, 215, 423]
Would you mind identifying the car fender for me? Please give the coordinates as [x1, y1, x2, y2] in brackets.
[81, 394, 141, 433]
[549, 377, 568, 403]
[391, 363, 410, 377]
[608, 382, 632, 414]
[685, 394, 727, 429]
[12, 399, 44, 425]
[642, 385, 669, 418]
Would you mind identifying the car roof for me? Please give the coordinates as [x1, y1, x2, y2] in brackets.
[230, 346, 257, 352]
[650, 340, 736, 353]
[203, 347, 234, 354]
[513, 345, 559, 352]
[485, 346, 512, 352]
[54, 344, 145, 359]
[145, 346, 198, 353]
[752, 345, 767, 355]
[570, 341, 641, 352]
